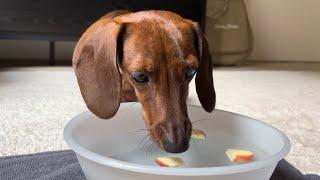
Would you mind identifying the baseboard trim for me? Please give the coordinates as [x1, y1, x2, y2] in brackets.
[0, 59, 71, 66]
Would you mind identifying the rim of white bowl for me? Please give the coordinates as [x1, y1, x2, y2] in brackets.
[64, 105, 290, 176]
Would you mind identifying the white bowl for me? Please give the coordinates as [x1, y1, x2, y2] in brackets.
[64, 102, 290, 180]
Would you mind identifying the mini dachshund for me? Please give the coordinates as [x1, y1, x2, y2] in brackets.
[73, 10, 216, 153]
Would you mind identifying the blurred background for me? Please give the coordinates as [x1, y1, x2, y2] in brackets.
[0, 0, 319, 64]
[0, 0, 319, 176]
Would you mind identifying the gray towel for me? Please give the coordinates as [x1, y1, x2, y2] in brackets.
[0, 150, 318, 180]
[0, 151, 85, 180]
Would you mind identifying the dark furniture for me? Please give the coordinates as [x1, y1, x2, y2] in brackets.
[0, 0, 206, 65]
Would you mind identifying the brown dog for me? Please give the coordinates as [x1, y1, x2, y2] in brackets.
[73, 10, 215, 153]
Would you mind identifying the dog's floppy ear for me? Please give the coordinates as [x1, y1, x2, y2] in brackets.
[190, 21, 216, 112]
[72, 19, 125, 119]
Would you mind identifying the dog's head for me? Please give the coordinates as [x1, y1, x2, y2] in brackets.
[73, 10, 215, 153]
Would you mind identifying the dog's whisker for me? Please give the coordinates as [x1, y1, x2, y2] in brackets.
[150, 145, 156, 158]
[145, 139, 153, 159]
[148, 142, 155, 156]
[151, 143, 160, 157]
[146, 143, 152, 158]
[131, 129, 148, 134]
[142, 138, 151, 151]
[138, 137, 147, 148]
[142, 136, 151, 152]
[191, 118, 211, 124]
[143, 142, 148, 158]
[145, 137, 157, 159]
[139, 135, 150, 149]
[128, 129, 148, 136]
[149, 144, 154, 157]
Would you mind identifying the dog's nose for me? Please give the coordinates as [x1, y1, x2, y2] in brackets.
[162, 137, 189, 153]
[157, 121, 191, 153]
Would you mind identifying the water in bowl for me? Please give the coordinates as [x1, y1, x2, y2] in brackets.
[108, 128, 267, 168]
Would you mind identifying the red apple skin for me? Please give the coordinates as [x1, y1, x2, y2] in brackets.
[155, 159, 168, 167]
[198, 130, 207, 138]
[226, 149, 254, 163]
[235, 154, 254, 162]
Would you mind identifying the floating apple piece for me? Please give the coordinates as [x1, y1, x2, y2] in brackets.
[155, 157, 184, 167]
[191, 129, 206, 139]
[225, 149, 254, 163]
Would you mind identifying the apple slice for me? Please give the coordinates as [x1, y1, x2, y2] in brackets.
[191, 129, 206, 139]
[155, 157, 184, 167]
[225, 149, 254, 163]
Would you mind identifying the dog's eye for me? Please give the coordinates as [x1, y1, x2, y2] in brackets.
[184, 68, 197, 80]
[131, 72, 149, 84]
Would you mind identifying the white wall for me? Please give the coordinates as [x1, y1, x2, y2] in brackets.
[0, 1, 319, 62]
[245, 0, 320, 62]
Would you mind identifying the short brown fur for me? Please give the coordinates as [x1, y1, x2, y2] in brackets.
[73, 10, 215, 153]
